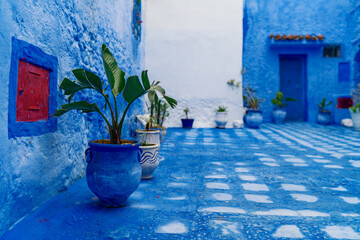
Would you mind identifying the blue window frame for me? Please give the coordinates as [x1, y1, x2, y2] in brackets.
[8, 37, 58, 138]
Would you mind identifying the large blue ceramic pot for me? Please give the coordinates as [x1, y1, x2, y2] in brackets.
[272, 108, 287, 123]
[86, 140, 141, 207]
[317, 111, 331, 125]
[245, 110, 263, 129]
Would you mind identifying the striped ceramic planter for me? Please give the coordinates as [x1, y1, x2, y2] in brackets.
[139, 144, 159, 179]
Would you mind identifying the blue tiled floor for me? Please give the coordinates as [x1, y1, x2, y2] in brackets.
[3, 123, 360, 239]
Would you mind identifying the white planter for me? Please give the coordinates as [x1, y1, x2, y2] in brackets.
[350, 110, 360, 131]
[139, 144, 159, 179]
[215, 112, 228, 128]
[136, 129, 161, 147]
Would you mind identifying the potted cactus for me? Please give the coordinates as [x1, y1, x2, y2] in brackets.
[181, 108, 194, 128]
[54, 44, 177, 207]
[317, 98, 333, 125]
[271, 91, 297, 123]
[215, 106, 228, 128]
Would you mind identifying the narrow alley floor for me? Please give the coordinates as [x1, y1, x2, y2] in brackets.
[3, 123, 360, 239]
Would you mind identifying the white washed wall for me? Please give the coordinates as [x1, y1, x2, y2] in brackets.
[144, 0, 244, 127]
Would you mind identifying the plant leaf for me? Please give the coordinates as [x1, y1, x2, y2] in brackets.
[101, 44, 125, 97]
[59, 78, 85, 96]
[141, 70, 150, 90]
[276, 91, 284, 101]
[272, 99, 281, 106]
[147, 89, 156, 103]
[72, 69, 102, 92]
[163, 95, 178, 108]
[285, 97, 297, 102]
[151, 85, 165, 95]
[123, 75, 145, 104]
[53, 101, 100, 117]
[84, 70, 103, 91]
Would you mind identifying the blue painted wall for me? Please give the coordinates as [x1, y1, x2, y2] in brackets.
[350, 2, 360, 89]
[0, 0, 144, 236]
[243, 0, 355, 123]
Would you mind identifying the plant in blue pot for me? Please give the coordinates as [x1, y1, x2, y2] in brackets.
[243, 85, 264, 128]
[271, 91, 297, 123]
[181, 107, 194, 128]
[54, 44, 177, 207]
[317, 98, 333, 125]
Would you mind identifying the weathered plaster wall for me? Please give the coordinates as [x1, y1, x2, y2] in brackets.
[0, 0, 144, 236]
[243, 0, 353, 123]
[144, 0, 244, 128]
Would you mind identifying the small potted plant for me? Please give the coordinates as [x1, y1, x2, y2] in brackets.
[243, 85, 264, 128]
[181, 108, 194, 128]
[137, 92, 177, 152]
[271, 91, 296, 123]
[317, 98, 333, 125]
[215, 106, 228, 128]
[350, 83, 360, 130]
[54, 44, 177, 207]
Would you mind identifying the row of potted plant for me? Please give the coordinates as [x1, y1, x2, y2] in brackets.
[226, 77, 360, 129]
[54, 44, 177, 207]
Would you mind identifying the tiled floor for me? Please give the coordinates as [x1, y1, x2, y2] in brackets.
[3, 123, 360, 239]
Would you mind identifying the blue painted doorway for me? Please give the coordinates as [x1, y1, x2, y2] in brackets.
[279, 55, 307, 121]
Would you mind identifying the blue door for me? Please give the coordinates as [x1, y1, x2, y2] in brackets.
[279, 55, 306, 121]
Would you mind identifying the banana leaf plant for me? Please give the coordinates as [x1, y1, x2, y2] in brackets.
[54, 44, 177, 144]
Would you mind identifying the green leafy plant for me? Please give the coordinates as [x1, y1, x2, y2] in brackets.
[350, 103, 360, 113]
[271, 91, 297, 108]
[216, 106, 227, 112]
[243, 85, 264, 110]
[155, 100, 169, 127]
[145, 93, 173, 130]
[54, 44, 177, 144]
[227, 79, 240, 89]
[318, 98, 333, 112]
[184, 108, 190, 119]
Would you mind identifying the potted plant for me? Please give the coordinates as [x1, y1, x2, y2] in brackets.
[137, 90, 177, 153]
[243, 85, 264, 128]
[350, 83, 360, 130]
[317, 98, 333, 125]
[271, 91, 297, 123]
[181, 108, 194, 128]
[54, 44, 177, 207]
[215, 106, 228, 128]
